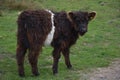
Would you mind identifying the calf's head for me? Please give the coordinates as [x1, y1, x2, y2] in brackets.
[69, 11, 96, 36]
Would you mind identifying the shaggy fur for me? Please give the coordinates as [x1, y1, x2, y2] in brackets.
[16, 9, 96, 76]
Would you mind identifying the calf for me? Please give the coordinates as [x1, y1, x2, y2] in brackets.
[16, 9, 96, 77]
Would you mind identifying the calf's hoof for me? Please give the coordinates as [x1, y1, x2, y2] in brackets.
[33, 72, 40, 76]
[67, 65, 72, 69]
[19, 73, 25, 77]
[53, 70, 58, 75]
[53, 72, 58, 76]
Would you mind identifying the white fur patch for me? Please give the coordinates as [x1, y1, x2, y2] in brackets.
[44, 10, 55, 46]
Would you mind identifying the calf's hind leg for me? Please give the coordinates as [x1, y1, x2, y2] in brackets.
[16, 45, 27, 77]
[28, 47, 41, 76]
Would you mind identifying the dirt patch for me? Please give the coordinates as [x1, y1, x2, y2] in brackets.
[0, 52, 15, 61]
[87, 59, 120, 80]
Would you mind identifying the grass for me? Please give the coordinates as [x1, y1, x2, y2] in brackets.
[0, 0, 120, 80]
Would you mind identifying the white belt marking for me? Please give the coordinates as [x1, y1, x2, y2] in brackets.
[44, 10, 55, 46]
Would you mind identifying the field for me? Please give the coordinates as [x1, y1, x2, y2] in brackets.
[0, 0, 120, 80]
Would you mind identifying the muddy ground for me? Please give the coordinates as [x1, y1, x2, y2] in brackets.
[80, 59, 120, 80]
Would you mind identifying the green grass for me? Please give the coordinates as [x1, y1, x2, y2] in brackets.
[0, 0, 120, 80]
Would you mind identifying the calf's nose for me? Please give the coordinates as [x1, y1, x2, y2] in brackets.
[82, 28, 87, 32]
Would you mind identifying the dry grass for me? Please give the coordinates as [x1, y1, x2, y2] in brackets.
[0, 0, 42, 10]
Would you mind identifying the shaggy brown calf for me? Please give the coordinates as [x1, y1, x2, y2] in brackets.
[16, 9, 96, 77]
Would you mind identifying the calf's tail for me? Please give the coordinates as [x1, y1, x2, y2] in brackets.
[17, 12, 30, 49]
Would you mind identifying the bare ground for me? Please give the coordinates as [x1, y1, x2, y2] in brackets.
[80, 59, 120, 80]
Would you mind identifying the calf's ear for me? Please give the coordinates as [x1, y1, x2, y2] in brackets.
[88, 11, 96, 21]
[68, 12, 74, 19]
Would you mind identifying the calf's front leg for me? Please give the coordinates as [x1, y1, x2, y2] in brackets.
[62, 48, 72, 69]
[52, 48, 61, 75]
